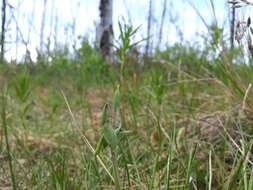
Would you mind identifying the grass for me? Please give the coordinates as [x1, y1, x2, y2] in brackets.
[1, 37, 253, 189]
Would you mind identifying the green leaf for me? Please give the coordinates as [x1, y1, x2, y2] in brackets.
[95, 135, 108, 155]
[112, 85, 120, 110]
[13, 72, 31, 103]
[103, 126, 118, 151]
[101, 103, 109, 126]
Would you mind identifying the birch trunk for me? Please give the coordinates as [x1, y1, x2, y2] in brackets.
[1, 0, 6, 63]
[98, 0, 113, 62]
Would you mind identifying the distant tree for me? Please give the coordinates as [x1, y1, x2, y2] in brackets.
[97, 0, 113, 61]
[48, 0, 55, 52]
[71, 1, 79, 50]
[228, 0, 253, 50]
[157, 0, 167, 49]
[229, 0, 236, 49]
[24, 0, 36, 64]
[15, 0, 20, 60]
[40, 0, 47, 52]
[53, 10, 59, 50]
[145, 0, 153, 56]
[37, 0, 48, 65]
[1, 0, 6, 63]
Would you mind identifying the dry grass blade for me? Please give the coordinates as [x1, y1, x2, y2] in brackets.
[147, 108, 171, 142]
[209, 0, 217, 26]
[60, 89, 115, 183]
[185, 0, 208, 30]
[208, 150, 212, 190]
[242, 83, 252, 111]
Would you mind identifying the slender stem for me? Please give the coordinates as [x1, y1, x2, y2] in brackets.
[2, 88, 17, 190]
[111, 151, 121, 190]
[208, 150, 212, 190]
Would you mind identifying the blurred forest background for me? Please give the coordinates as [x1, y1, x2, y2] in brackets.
[0, 0, 238, 62]
[2, 0, 253, 190]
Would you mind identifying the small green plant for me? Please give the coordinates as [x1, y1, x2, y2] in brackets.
[45, 151, 73, 190]
[12, 71, 33, 130]
[184, 144, 197, 190]
[13, 71, 31, 103]
[150, 70, 167, 106]
[95, 87, 138, 189]
[76, 39, 113, 87]
[114, 22, 145, 130]
[116, 21, 143, 82]
[95, 103, 121, 190]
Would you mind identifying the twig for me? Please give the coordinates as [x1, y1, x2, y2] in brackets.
[208, 150, 212, 190]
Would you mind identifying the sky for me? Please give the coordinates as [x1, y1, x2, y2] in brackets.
[1, 0, 244, 61]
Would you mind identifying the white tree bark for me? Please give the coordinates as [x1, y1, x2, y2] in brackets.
[97, 0, 113, 61]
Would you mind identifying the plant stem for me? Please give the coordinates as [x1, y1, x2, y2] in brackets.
[2, 87, 17, 190]
[111, 150, 121, 190]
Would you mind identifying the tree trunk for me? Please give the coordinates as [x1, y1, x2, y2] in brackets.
[15, 0, 21, 61]
[40, 0, 47, 52]
[54, 12, 59, 50]
[145, 0, 153, 56]
[48, 0, 55, 52]
[98, 0, 113, 62]
[157, 0, 167, 49]
[230, 0, 236, 49]
[1, 0, 6, 63]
